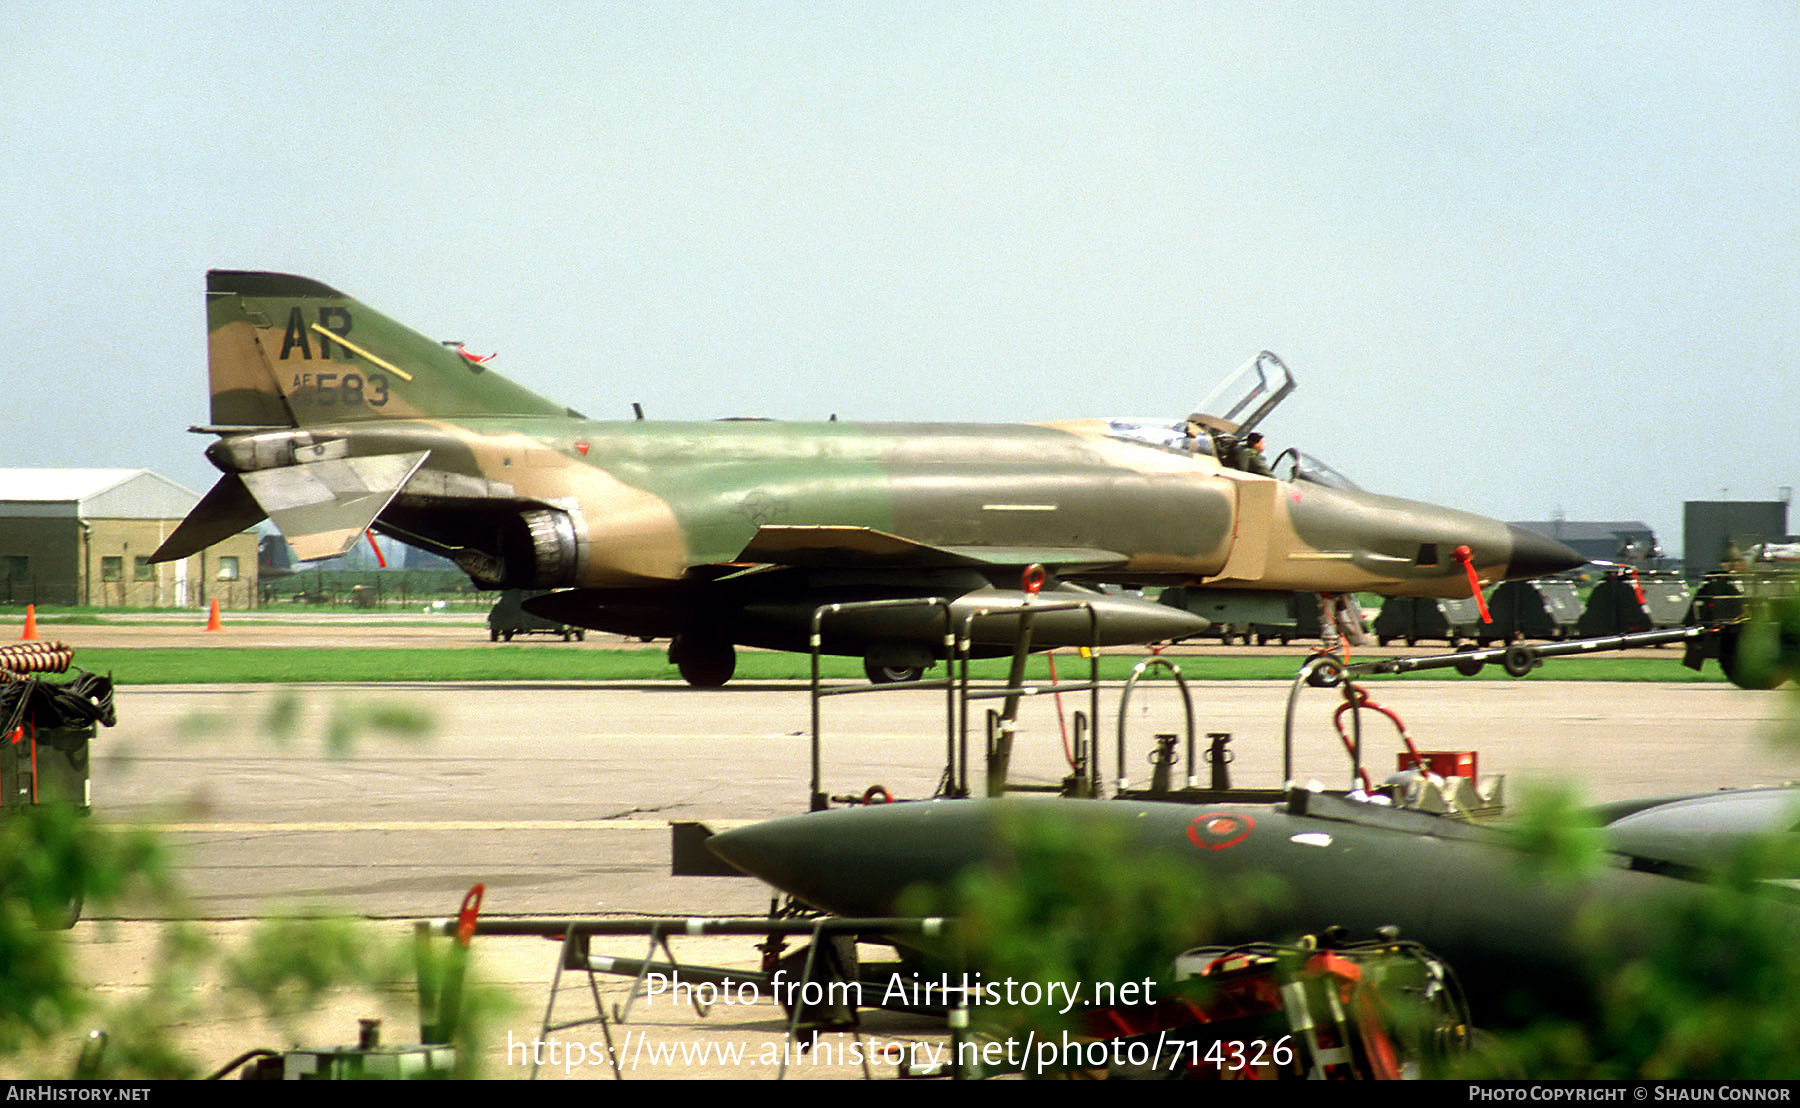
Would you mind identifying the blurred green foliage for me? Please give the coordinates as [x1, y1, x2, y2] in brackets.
[1487, 595, 1800, 1078]
[902, 804, 1287, 1074]
[0, 691, 505, 1079]
[0, 808, 169, 1051]
[1476, 781, 1800, 1079]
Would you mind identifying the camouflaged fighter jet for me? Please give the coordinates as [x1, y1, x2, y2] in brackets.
[152, 270, 1582, 686]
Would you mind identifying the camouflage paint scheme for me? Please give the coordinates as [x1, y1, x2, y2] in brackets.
[156, 271, 1580, 684]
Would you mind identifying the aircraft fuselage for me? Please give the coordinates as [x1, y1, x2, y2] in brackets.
[206, 415, 1548, 598]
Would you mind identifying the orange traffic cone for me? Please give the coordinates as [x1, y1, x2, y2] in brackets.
[204, 599, 223, 632]
[19, 604, 38, 641]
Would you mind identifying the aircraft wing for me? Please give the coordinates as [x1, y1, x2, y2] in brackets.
[737, 525, 1126, 573]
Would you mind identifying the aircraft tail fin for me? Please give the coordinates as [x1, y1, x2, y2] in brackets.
[205, 270, 578, 428]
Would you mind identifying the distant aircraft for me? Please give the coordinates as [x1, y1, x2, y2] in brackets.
[154, 271, 1580, 685]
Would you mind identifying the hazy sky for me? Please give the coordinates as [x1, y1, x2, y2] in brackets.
[5, 2, 1794, 550]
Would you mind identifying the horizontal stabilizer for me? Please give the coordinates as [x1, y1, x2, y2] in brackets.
[739, 525, 1124, 572]
[149, 474, 268, 563]
[240, 451, 430, 562]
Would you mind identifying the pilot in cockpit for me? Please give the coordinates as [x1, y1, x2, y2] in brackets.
[1238, 432, 1274, 477]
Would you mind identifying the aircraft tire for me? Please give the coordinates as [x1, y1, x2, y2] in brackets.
[1453, 655, 1486, 677]
[1501, 643, 1537, 678]
[672, 635, 736, 688]
[864, 660, 924, 684]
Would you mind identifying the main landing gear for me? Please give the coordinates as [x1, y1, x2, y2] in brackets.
[669, 638, 929, 688]
[862, 660, 925, 684]
[669, 634, 736, 688]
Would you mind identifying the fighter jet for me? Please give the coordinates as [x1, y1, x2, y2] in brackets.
[153, 271, 1580, 685]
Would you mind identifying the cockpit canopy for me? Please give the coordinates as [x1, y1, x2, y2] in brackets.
[1186, 350, 1294, 437]
[1102, 350, 1360, 491]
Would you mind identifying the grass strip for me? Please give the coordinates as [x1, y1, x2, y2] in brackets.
[68, 647, 1722, 686]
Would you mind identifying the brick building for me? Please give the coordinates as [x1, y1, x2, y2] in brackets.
[0, 468, 258, 608]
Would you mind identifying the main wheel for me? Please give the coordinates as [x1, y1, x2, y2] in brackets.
[864, 659, 925, 684]
[671, 634, 736, 688]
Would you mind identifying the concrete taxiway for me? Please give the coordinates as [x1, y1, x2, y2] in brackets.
[98, 678, 1795, 919]
[16, 662, 1800, 1078]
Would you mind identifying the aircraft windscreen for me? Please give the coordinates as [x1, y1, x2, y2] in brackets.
[1273, 449, 1363, 491]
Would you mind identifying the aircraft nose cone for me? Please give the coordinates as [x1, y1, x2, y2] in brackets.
[1505, 524, 1586, 579]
